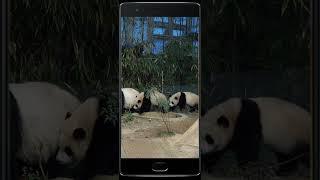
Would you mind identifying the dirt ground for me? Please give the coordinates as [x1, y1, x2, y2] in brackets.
[121, 111, 199, 158]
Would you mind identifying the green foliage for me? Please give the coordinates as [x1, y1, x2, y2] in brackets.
[158, 131, 175, 137]
[201, 0, 310, 112]
[21, 166, 44, 180]
[99, 93, 118, 124]
[26, 175, 42, 180]
[164, 37, 198, 84]
[9, 0, 119, 98]
[203, 0, 310, 75]
[123, 112, 134, 122]
[121, 51, 162, 90]
[146, 88, 170, 112]
[122, 36, 198, 91]
[157, 99, 170, 113]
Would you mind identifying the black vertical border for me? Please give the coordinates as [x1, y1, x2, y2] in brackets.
[2, 0, 11, 178]
[312, 0, 319, 179]
[1, 0, 8, 178]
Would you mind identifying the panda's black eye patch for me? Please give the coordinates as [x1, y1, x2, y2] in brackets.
[64, 146, 73, 157]
[205, 134, 214, 145]
[65, 112, 72, 120]
[217, 116, 229, 128]
[138, 100, 141, 103]
[174, 97, 178, 100]
[73, 128, 86, 140]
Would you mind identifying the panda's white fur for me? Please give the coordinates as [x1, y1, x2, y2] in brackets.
[133, 89, 167, 113]
[10, 82, 81, 164]
[149, 90, 167, 107]
[201, 97, 310, 170]
[56, 97, 99, 165]
[169, 92, 199, 111]
[121, 88, 140, 111]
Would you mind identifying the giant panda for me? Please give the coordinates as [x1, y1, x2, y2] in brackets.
[200, 97, 311, 175]
[133, 89, 168, 113]
[55, 97, 99, 166]
[121, 88, 140, 112]
[9, 82, 81, 165]
[50, 95, 118, 180]
[9, 82, 82, 179]
[169, 92, 199, 112]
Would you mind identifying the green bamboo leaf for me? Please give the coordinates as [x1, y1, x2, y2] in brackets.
[73, 39, 79, 59]
[281, 0, 290, 16]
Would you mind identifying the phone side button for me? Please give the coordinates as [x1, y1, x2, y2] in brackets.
[152, 162, 168, 172]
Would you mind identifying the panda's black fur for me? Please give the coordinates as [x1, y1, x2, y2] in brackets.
[75, 95, 118, 179]
[139, 92, 165, 114]
[82, 96, 118, 175]
[9, 91, 22, 153]
[201, 99, 262, 170]
[229, 99, 262, 164]
[9, 91, 23, 179]
[78, 115, 118, 179]
[238, 99, 308, 173]
[136, 91, 167, 114]
[137, 92, 154, 114]
[169, 92, 187, 111]
[121, 91, 125, 113]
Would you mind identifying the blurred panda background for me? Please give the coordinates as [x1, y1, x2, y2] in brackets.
[201, 0, 310, 179]
[9, 0, 119, 180]
[8, 0, 310, 179]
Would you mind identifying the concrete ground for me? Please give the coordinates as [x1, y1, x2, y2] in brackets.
[121, 112, 199, 158]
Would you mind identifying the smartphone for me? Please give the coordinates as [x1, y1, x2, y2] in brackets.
[119, 2, 200, 177]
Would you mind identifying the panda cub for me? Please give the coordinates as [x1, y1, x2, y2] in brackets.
[201, 97, 310, 174]
[133, 89, 168, 114]
[169, 92, 199, 112]
[121, 88, 140, 112]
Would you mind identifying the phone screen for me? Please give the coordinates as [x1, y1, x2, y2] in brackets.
[120, 15, 200, 158]
[119, 2, 200, 176]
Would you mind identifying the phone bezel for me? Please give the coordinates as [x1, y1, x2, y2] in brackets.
[119, 2, 201, 177]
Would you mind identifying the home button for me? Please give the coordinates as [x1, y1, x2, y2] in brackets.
[152, 162, 168, 172]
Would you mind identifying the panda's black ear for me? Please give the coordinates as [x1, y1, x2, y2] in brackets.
[217, 115, 229, 128]
[65, 112, 72, 120]
[73, 128, 87, 140]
